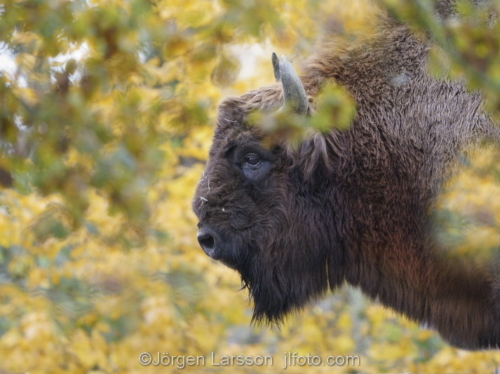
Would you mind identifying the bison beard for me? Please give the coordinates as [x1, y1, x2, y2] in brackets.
[193, 2, 500, 349]
[238, 194, 336, 325]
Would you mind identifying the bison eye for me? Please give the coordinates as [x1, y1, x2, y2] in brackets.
[243, 153, 261, 166]
[229, 145, 273, 182]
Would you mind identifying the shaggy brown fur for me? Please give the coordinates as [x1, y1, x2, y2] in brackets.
[193, 2, 500, 349]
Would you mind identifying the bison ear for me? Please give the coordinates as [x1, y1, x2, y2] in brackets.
[271, 52, 308, 115]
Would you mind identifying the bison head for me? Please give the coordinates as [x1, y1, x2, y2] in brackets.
[193, 54, 345, 324]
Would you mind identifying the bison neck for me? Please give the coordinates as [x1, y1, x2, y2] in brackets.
[334, 158, 500, 349]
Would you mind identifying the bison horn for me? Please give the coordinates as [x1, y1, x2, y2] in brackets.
[272, 52, 308, 115]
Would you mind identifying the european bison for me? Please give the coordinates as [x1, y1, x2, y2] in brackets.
[192, 3, 500, 349]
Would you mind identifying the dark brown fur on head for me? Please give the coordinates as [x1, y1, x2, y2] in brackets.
[193, 1, 500, 348]
[194, 94, 339, 324]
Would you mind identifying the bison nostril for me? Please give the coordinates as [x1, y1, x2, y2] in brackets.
[197, 230, 215, 255]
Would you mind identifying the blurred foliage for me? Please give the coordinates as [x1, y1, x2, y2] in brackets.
[381, 0, 500, 117]
[0, 0, 499, 373]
